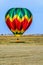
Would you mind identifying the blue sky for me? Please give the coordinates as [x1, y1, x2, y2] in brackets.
[0, 0, 43, 35]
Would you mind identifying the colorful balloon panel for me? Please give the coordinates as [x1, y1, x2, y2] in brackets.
[5, 8, 32, 35]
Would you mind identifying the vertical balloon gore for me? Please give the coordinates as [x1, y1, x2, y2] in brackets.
[5, 8, 32, 36]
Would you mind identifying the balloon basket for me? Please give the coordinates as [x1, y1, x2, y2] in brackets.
[15, 34, 21, 37]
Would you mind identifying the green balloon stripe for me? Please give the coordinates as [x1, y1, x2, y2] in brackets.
[5, 8, 32, 19]
[12, 32, 23, 35]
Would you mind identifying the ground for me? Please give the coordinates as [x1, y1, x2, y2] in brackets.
[0, 35, 43, 65]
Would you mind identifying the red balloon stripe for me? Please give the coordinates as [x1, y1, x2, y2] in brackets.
[13, 18, 22, 30]
[6, 18, 16, 30]
[6, 17, 32, 32]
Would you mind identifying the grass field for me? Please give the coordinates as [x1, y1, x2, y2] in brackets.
[0, 35, 43, 65]
[0, 35, 43, 44]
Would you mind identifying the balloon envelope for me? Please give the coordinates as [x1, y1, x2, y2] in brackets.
[5, 8, 32, 35]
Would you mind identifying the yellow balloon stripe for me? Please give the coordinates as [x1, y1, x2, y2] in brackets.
[11, 28, 24, 34]
[6, 14, 32, 23]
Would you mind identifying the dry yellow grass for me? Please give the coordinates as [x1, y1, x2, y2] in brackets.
[0, 35, 43, 45]
[0, 35, 43, 65]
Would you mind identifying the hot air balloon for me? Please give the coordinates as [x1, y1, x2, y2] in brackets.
[5, 8, 32, 36]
